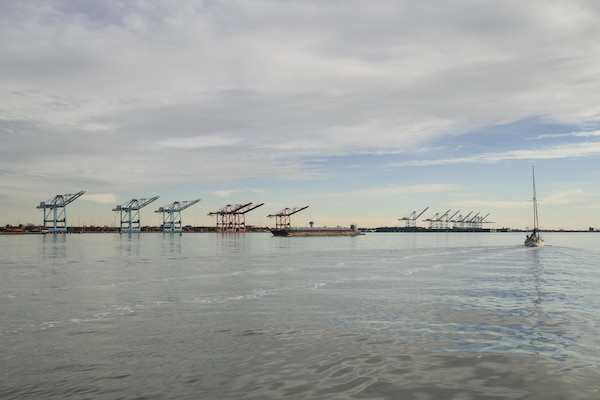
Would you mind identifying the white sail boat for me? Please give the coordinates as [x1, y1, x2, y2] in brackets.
[524, 165, 544, 247]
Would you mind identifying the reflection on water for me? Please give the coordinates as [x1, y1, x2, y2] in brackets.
[530, 248, 544, 313]
[1, 233, 599, 399]
[528, 248, 546, 355]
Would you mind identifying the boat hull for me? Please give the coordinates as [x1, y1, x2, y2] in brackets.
[271, 228, 360, 237]
[524, 235, 544, 247]
[0, 231, 49, 235]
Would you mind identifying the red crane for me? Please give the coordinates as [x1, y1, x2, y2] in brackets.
[267, 206, 309, 230]
[208, 202, 264, 232]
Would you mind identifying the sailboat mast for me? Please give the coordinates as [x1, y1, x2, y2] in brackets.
[532, 165, 539, 231]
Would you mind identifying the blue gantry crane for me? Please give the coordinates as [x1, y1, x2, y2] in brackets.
[155, 199, 201, 233]
[36, 190, 86, 232]
[112, 196, 160, 233]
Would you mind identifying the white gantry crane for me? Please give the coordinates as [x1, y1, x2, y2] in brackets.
[155, 199, 201, 233]
[470, 213, 491, 230]
[443, 210, 461, 230]
[399, 207, 429, 228]
[451, 211, 473, 230]
[423, 209, 450, 230]
[112, 196, 160, 233]
[37, 190, 86, 233]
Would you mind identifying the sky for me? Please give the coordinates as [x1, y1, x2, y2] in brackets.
[1, 0, 600, 231]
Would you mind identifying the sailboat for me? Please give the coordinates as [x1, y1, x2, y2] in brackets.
[524, 165, 544, 247]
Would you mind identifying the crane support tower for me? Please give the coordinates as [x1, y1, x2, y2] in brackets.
[112, 196, 160, 233]
[155, 199, 201, 233]
[267, 206, 309, 230]
[208, 202, 264, 232]
[36, 190, 86, 232]
[400, 207, 429, 228]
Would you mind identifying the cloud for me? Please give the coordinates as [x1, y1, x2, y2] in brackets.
[440, 186, 594, 212]
[82, 193, 118, 204]
[2, 1, 600, 230]
[211, 190, 236, 198]
[157, 136, 241, 150]
[446, 198, 528, 209]
[533, 129, 600, 140]
[391, 142, 600, 167]
[544, 189, 591, 205]
[304, 184, 458, 200]
[3, 1, 600, 156]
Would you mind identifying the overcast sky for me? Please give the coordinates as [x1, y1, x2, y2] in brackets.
[2, 0, 600, 230]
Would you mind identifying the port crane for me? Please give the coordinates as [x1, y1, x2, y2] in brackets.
[208, 202, 264, 232]
[442, 210, 460, 230]
[470, 213, 491, 230]
[267, 206, 309, 230]
[399, 207, 429, 228]
[428, 209, 461, 230]
[155, 199, 201, 233]
[466, 212, 481, 230]
[451, 211, 473, 230]
[37, 190, 86, 232]
[423, 209, 451, 230]
[113, 196, 160, 233]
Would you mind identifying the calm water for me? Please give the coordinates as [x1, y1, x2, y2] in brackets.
[1, 232, 599, 399]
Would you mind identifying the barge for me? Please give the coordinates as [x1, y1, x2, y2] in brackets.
[271, 224, 360, 237]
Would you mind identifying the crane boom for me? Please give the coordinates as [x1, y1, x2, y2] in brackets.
[438, 209, 451, 220]
[177, 199, 201, 211]
[467, 212, 480, 223]
[448, 210, 460, 221]
[400, 206, 429, 221]
[415, 206, 429, 220]
[208, 203, 252, 216]
[238, 203, 264, 214]
[156, 199, 201, 213]
[113, 196, 160, 211]
[267, 206, 309, 218]
[37, 190, 86, 208]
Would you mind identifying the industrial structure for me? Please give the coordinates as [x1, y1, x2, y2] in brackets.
[267, 206, 309, 230]
[399, 207, 429, 228]
[36, 190, 86, 232]
[423, 209, 460, 230]
[443, 210, 461, 229]
[469, 213, 491, 230]
[423, 210, 492, 231]
[113, 196, 160, 233]
[208, 202, 264, 232]
[155, 199, 201, 233]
